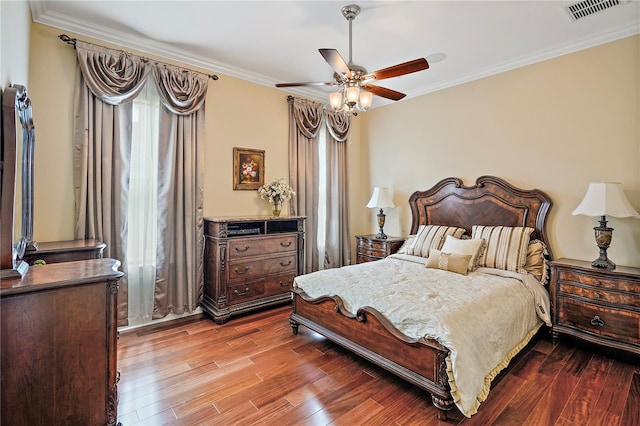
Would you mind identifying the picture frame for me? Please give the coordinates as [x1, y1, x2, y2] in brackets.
[233, 147, 265, 190]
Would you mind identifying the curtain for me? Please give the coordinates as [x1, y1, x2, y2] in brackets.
[73, 40, 150, 326]
[322, 110, 352, 268]
[127, 81, 159, 325]
[288, 97, 324, 273]
[151, 63, 207, 318]
[73, 40, 208, 326]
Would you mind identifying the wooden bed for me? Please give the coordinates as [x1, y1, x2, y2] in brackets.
[289, 175, 553, 419]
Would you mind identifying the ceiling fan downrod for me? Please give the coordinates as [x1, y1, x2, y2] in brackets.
[341, 4, 360, 66]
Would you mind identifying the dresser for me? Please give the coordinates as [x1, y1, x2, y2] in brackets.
[550, 258, 640, 355]
[355, 234, 404, 264]
[203, 216, 305, 323]
[1, 258, 123, 425]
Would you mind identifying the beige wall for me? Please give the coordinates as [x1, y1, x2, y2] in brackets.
[1, 0, 31, 88]
[25, 22, 639, 267]
[26, 23, 366, 246]
[359, 35, 640, 267]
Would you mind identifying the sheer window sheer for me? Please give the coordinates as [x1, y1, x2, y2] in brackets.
[127, 81, 159, 326]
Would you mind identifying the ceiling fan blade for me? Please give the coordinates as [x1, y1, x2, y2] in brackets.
[363, 58, 429, 81]
[363, 85, 406, 101]
[319, 49, 352, 79]
[275, 81, 337, 88]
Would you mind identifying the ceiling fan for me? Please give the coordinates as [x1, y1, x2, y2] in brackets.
[276, 4, 429, 112]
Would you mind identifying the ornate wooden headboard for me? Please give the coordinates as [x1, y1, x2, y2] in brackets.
[409, 176, 553, 259]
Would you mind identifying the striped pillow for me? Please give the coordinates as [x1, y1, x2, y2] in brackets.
[472, 225, 534, 273]
[408, 225, 466, 258]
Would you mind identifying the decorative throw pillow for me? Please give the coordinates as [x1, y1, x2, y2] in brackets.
[425, 249, 472, 275]
[408, 225, 466, 258]
[397, 235, 416, 255]
[524, 239, 549, 284]
[440, 235, 485, 271]
[472, 225, 534, 273]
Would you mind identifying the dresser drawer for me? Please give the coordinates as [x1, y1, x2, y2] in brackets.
[228, 235, 297, 259]
[557, 270, 639, 293]
[557, 297, 639, 344]
[227, 274, 295, 304]
[559, 282, 640, 308]
[227, 254, 297, 282]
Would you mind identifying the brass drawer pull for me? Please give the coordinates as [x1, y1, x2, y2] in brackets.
[280, 260, 292, 267]
[280, 279, 292, 287]
[235, 266, 250, 274]
[234, 287, 250, 296]
[590, 315, 605, 327]
[593, 292, 601, 299]
[235, 246, 250, 253]
[593, 280, 601, 286]
[280, 241, 292, 248]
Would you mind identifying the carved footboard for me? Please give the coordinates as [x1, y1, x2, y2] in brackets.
[290, 288, 454, 419]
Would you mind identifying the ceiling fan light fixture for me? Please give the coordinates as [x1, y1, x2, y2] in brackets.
[346, 85, 360, 104]
[359, 90, 373, 109]
[329, 91, 343, 110]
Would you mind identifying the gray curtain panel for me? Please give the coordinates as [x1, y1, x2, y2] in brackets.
[73, 40, 208, 326]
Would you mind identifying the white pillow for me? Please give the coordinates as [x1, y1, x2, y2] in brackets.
[397, 235, 416, 254]
[407, 225, 466, 258]
[440, 235, 485, 271]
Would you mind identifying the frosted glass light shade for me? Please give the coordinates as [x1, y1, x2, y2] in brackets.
[572, 182, 640, 218]
[329, 92, 342, 110]
[366, 187, 396, 209]
[359, 91, 373, 109]
[346, 86, 360, 103]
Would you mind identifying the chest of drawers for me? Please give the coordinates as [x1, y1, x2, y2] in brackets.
[550, 258, 640, 355]
[203, 216, 305, 323]
[355, 235, 404, 264]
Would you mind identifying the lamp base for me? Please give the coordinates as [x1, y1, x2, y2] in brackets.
[591, 216, 615, 269]
[376, 208, 387, 239]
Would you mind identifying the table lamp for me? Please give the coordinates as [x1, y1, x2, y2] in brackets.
[366, 187, 396, 239]
[572, 182, 639, 269]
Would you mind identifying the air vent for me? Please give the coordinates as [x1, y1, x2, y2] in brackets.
[565, 0, 628, 21]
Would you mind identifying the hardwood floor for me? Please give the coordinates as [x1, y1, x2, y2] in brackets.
[117, 305, 639, 425]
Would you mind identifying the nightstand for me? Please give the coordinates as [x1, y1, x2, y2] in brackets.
[355, 235, 404, 264]
[550, 258, 640, 355]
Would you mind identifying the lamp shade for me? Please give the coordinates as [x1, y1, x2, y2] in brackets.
[572, 182, 640, 218]
[366, 187, 396, 209]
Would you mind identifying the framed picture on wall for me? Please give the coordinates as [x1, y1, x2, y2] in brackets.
[233, 147, 265, 190]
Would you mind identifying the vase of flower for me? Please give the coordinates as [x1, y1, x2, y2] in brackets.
[258, 178, 295, 217]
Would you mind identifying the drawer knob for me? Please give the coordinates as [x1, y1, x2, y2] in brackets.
[235, 266, 250, 274]
[279, 279, 292, 287]
[234, 287, 250, 296]
[593, 292, 601, 299]
[590, 315, 605, 327]
[593, 280, 601, 286]
[235, 246, 250, 253]
[280, 241, 292, 248]
[280, 260, 292, 267]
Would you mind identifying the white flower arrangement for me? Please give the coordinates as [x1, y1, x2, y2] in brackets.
[258, 178, 295, 204]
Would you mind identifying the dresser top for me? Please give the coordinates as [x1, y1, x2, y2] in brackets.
[205, 215, 305, 222]
[552, 258, 640, 278]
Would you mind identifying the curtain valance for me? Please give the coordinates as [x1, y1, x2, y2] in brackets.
[75, 40, 209, 113]
[288, 96, 352, 142]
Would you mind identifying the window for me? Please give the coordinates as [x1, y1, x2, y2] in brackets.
[127, 81, 160, 326]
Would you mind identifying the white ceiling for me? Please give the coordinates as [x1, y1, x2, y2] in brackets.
[30, 0, 640, 108]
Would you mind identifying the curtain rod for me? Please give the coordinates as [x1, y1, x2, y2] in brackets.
[58, 34, 219, 81]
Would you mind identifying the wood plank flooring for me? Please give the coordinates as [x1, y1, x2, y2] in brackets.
[117, 305, 639, 425]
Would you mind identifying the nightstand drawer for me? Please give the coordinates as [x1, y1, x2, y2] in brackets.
[557, 297, 639, 344]
[558, 270, 639, 293]
[559, 283, 640, 308]
[358, 247, 385, 258]
[358, 239, 388, 251]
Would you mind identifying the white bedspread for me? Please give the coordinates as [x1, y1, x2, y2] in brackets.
[293, 254, 551, 417]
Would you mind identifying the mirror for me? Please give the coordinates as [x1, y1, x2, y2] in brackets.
[1, 84, 36, 279]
